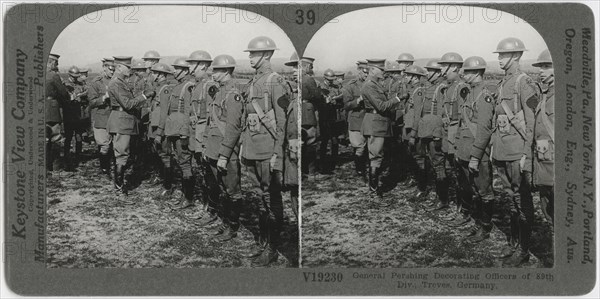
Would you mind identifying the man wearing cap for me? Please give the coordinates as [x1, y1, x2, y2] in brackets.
[532, 49, 554, 225]
[201, 54, 245, 242]
[361, 58, 402, 200]
[63, 66, 87, 170]
[129, 60, 152, 178]
[235, 36, 288, 266]
[154, 58, 196, 210]
[88, 58, 116, 177]
[45, 53, 71, 172]
[147, 62, 175, 198]
[475, 38, 539, 266]
[78, 68, 93, 144]
[282, 52, 300, 219]
[318, 68, 343, 173]
[342, 60, 368, 178]
[453, 56, 495, 242]
[410, 59, 450, 211]
[300, 56, 322, 177]
[107, 56, 155, 198]
[396, 54, 420, 185]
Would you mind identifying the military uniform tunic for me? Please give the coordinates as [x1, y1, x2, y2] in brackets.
[443, 79, 469, 154]
[533, 84, 554, 222]
[88, 74, 113, 153]
[45, 69, 69, 124]
[342, 77, 367, 157]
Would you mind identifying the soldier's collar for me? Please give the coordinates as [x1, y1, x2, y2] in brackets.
[505, 65, 521, 76]
[255, 62, 272, 75]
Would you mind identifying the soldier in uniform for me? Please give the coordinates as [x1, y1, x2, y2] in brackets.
[396, 53, 419, 186]
[129, 60, 151, 176]
[45, 53, 70, 172]
[453, 56, 495, 242]
[283, 52, 300, 218]
[88, 58, 116, 177]
[437, 52, 467, 220]
[186, 50, 215, 220]
[203, 54, 244, 241]
[234, 36, 289, 266]
[361, 59, 402, 199]
[318, 69, 344, 173]
[334, 71, 349, 146]
[154, 58, 196, 209]
[79, 68, 93, 144]
[478, 38, 539, 266]
[300, 57, 322, 177]
[147, 62, 175, 195]
[63, 66, 87, 170]
[531, 49, 554, 224]
[342, 60, 368, 178]
[107, 56, 155, 198]
[409, 59, 450, 210]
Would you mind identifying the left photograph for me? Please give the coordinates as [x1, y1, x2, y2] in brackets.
[45, 5, 299, 268]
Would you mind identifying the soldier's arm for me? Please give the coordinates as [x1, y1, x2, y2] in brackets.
[288, 101, 299, 140]
[155, 88, 171, 136]
[342, 84, 360, 111]
[471, 95, 494, 160]
[53, 74, 71, 106]
[219, 91, 243, 160]
[87, 81, 104, 108]
[364, 84, 399, 113]
[410, 93, 422, 137]
[520, 77, 539, 165]
[271, 78, 287, 163]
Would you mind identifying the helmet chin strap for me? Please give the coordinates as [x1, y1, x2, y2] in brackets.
[254, 52, 266, 69]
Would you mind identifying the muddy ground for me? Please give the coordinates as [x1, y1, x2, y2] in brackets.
[47, 143, 299, 268]
[301, 146, 553, 268]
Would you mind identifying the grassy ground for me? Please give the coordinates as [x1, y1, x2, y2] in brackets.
[301, 145, 554, 268]
[47, 143, 299, 268]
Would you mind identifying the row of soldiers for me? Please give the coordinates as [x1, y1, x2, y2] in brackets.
[301, 37, 555, 267]
[45, 36, 299, 266]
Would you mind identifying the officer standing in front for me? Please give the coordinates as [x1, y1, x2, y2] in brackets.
[477, 38, 539, 266]
[300, 57, 322, 177]
[235, 36, 288, 266]
[107, 56, 155, 199]
[342, 60, 368, 179]
[45, 53, 70, 172]
[361, 59, 402, 200]
[531, 49, 554, 224]
[88, 58, 115, 178]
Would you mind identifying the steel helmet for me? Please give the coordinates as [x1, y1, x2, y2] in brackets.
[151, 62, 173, 74]
[68, 66, 81, 77]
[396, 53, 415, 63]
[186, 50, 212, 62]
[404, 65, 427, 77]
[172, 57, 190, 69]
[439, 52, 464, 65]
[131, 60, 146, 70]
[323, 69, 335, 80]
[243, 36, 278, 52]
[79, 68, 89, 75]
[212, 55, 237, 69]
[532, 49, 552, 67]
[462, 56, 487, 71]
[425, 59, 442, 70]
[142, 50, 161, 60]
[285, 52, 299, 66]
[493, 37, 527, 53]
[334, 71, 345, 78]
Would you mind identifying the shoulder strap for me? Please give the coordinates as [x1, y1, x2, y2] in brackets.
[210, 94, 227, 136]
[462, 88, 485, 137]
[433, 83, 446, 115]
[540, 94, 554, 142]
[499, 100, 526, 140]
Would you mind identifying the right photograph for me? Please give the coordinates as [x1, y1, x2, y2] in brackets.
[301, 5, 554, 268]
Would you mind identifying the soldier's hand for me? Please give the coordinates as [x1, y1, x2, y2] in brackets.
[519, 155, 527, 172]
[468, 157, 480, 173]
[409, 137, 416, 147]
[217, 156, 228, 172]
[269, 154, 278, 171]
[190, 115, 198, 125]
[357, 96, 363, 104]
[143, 90, 156, 99]
[154, 135, 162, 145]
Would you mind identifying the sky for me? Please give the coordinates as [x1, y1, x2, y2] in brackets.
[51, 5, 296, 69]
[304, 5, 549, 73]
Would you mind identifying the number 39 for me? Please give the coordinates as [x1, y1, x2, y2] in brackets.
[296, 9, 315, 25]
